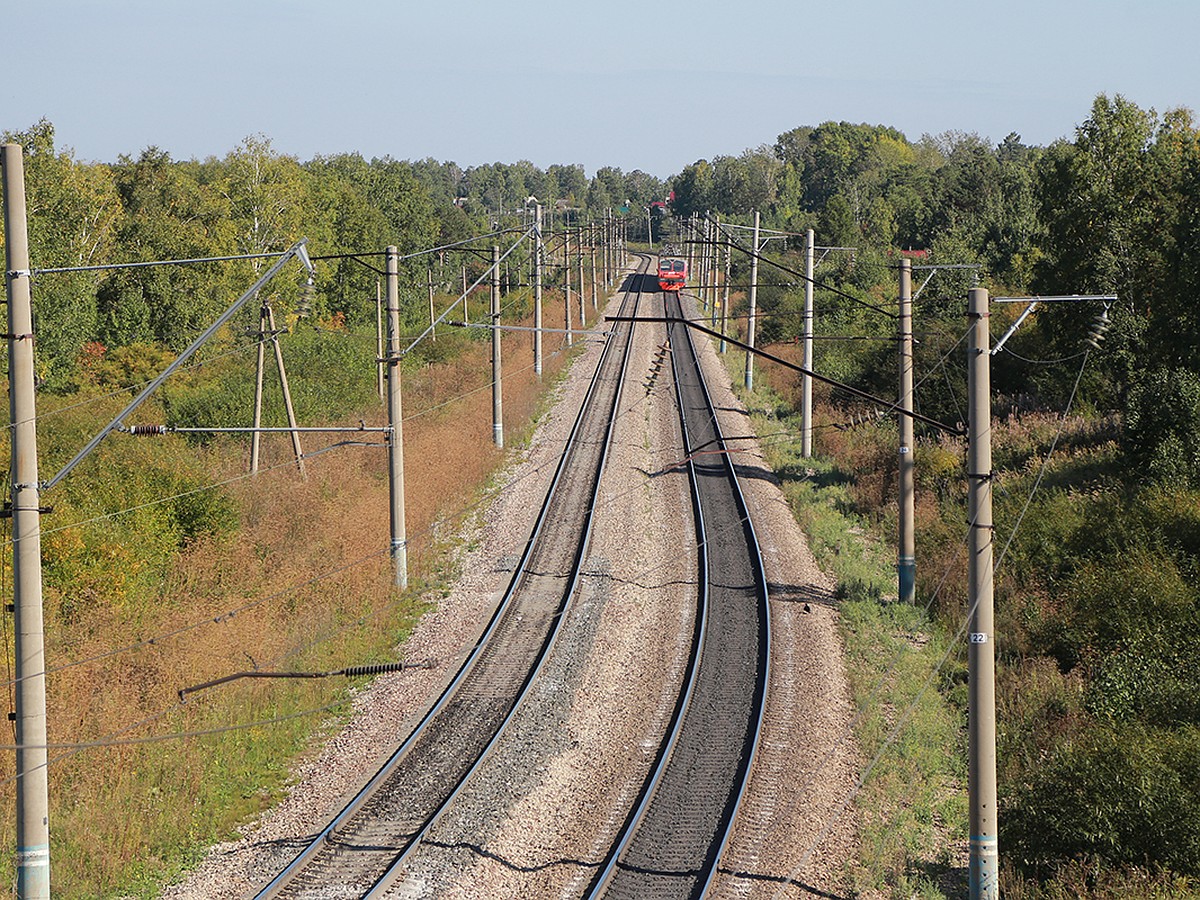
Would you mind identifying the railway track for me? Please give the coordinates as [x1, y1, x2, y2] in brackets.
[250, 259, 650, 899]
[586, 288, 771, 899]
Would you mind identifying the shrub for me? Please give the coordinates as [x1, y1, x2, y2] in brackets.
[1125, 367, 1200, 486]
[90, 341, 177, 390]
[1004, 725, 1200, 879]
[162, 371, 254, 440]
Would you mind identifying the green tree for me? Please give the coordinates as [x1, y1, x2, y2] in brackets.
[1032, 96, 1196, 407]
[670, 159, 715, 218]
[621, 169, 667, 209]
[2, 120, 121, 387]
[1125, 367, 1200, 486]
[548, 163, 587, 207]
[98, 147, 230, 349]
[215, 134, 311, 259]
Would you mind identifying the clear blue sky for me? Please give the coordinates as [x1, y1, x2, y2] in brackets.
[7, 0, 1199, 179]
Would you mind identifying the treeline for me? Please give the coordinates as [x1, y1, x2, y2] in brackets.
[408, 156, 666, 222]
[0, 119, 667, 390]
[687, 95, 1200, 895]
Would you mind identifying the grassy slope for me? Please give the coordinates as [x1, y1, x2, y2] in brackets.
[0, 298, 583, 897]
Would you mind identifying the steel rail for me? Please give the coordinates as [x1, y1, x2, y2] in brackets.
[252, 258, 650, 899]
[586, 286, 771, 899]
[681, 290, 772, 898]
[362, 260, 648, 897]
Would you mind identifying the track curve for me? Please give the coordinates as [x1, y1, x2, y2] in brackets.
[251, 259, 651, 899]
[586, 287, 771, 899]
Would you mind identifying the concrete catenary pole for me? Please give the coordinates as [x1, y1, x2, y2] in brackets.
[385, 246, 408, 589]
[705, 217, 715, 326]
[533, 204, 543, 377]
[577, 228, 586, 325]
[720, 235, 731, 354]
[898, 258, 916, 604]
[3, 142, 52, 900]
[603, 209, 612, 288]
[706, 215, 716, 314]
[376, 280, 385, 399]
[967, 284, 998, 900]
[590, 222, 598, 311]
[707, 216, 718, 322]
[743, 210, 761, 390]
[615, 218, 621, 269]
[802, 227, 816, 457]
[491, 245, 504, 448]
[564, 225, 574, 348]
[687, 214, 696, 284]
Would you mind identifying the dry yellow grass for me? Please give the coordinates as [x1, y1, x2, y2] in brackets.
[0, 313, 575, 896]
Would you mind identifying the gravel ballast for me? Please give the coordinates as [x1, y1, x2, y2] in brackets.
[161, 273, 860, 900]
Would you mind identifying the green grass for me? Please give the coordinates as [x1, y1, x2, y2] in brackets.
[729, 368, 968, 898]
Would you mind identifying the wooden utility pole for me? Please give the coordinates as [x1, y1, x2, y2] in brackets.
[744, 210, 761, 390]
[252, 300, 267, 472]
[385, 247, 408, 589]
[250, 299, 305, 477]
[270, 305, 305, 476]
[491, 245, 504, 448]
[2, 142, 51, 900]
[898, 258, 915, 604]
[967, 285, 998, 900]
[427, 266, 436, 342]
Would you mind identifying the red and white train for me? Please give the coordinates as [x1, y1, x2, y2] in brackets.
[657, 257, 687, 292]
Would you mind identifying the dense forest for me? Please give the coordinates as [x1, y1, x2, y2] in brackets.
[4, 92, 1200, 897]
